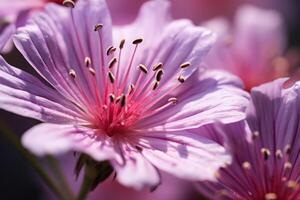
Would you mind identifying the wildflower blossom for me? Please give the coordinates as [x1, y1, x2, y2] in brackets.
[0, 0, 248, 189]
[198, 78, 300, 199]
[203, 5, 288, 90]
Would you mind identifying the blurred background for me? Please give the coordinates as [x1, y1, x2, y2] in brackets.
[0, 0, 300, 199]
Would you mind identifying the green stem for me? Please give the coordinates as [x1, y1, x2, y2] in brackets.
[46, 156, 75, 200]
[0, 123, 69, 200]
[76, 168, 94, 200]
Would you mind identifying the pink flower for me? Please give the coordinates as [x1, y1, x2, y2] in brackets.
[203, 5, 288, 91]
[197, 78, 300, 199]
[0, 0, 249, 189]
[0, 0, 62, 52]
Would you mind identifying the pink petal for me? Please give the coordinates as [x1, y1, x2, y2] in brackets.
[22, 123, 121, 162]
[136, 129, 231, 181]
[137, 70, 249, 131]
[0, 24, 15, 53]
[0, 56, 85, 123]
[112, 149, 160, 190]
[13, 0, 113, 107]
[113, 0, 171, 47]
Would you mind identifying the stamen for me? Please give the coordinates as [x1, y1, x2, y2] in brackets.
[286, 180, 298, 190]
[108, 71, 115, 84]
[261, 148, 270, 160]
[177, 75, 185, 83]
[128, 84, 135, 95]
[135, 146, 143, 152]
[180, 62, 191, 69]
[153, 62, 163, 71]
[242, 161, 251, 170]
[155, 69, 164, 82]
[106, 46, 116, 56]
[109, 94, 115, 103]
[265, 193, 277, 200]
[88, 67, 95, 76]
[168, 97, 178, 105]
[68, 69, 76, 78]
[132, 38, 143, 45]
[84, 57, 91, 67]
[252, 131, 259, 140]
[108, 57, 117, 69]
[138, 64, 148, 74]
[115, 95, 121, 103]
[284, 162, 292, 172]
[152, 81, 159, 90]
[94, 23, 103, 32]
[284, 144, 291, 155]
[120, 94, 126, 107]
[63, 0, 75, 8]
[275, 149, 283, 159]
[119, 39, 125, 49]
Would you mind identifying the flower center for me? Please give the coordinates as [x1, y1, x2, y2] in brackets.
[63, 1, 189, 137]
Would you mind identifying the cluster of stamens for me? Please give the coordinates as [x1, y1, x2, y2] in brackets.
[216, 130, 299, 200]
[62, 0, 190, 137]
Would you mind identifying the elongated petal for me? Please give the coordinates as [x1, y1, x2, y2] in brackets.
[0, 56, 85, 123]
[134, 129, 231, 181]
[114, 0, 214, 87]
[22, 123, 121, 162]
[137, 70, 249, 131]
[14, 0, 113, 107]
[114, 0, 171, 47]
[112, 149, 160, 190]
[0, 24, 15, 52]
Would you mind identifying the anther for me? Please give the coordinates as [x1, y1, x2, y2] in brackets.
[94, 24, 103, 32]
[152, 81, 159, 90]
[119, 39, 125, 49]
[108, 57, 117, 69]
[275, 150, 283, 159]
[286, 180, 298, 190]
[155, 69, 164, 81]
[153, 62, 163, 71]
[84, 57, 91, 68]
[120, 94, 126, 107]
[242, 161, 251, 170]
[88, 67, 95, 76]
[177, 75, 185, 83]
[108, 71, 115, 84]
[180, 62, 191, 69]
[62, 0, 75, 8]
[135, 146, 143, 152]
[284, 144, 291, 155]
[168, 97, 178, 105]
[261, 148, 270, 160]
[68, 69, 76, 78]
[109, 94, 115, 103]
[132, 38, 143, 45]
[265, 193, 277, 200]
[284, 162, 292, 172]
[252, 131, 259, 140]
[106, 46, 116, 56]
[128, 84, 135, 95]
[138, 64, 148, 74]
[115, 96, 121, 103]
